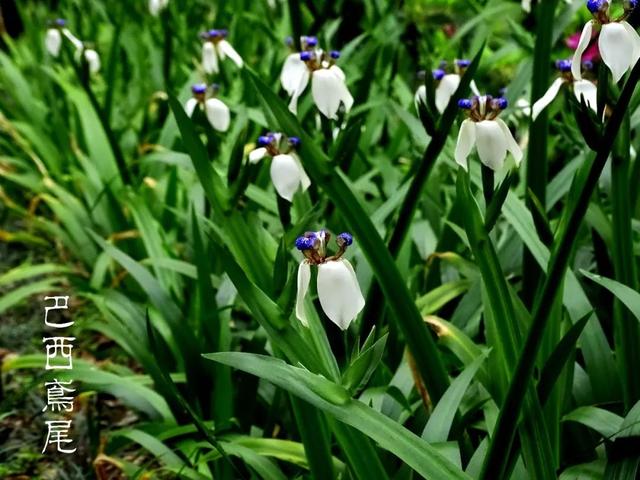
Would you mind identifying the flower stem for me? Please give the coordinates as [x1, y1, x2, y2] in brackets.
[611, 111, 640, 408]
[481, 164, 494, 206]
[479, 57, 640, 480]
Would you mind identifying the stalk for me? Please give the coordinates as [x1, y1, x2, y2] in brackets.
[479, 58, 640, 480]
[611, 111, 640, 408]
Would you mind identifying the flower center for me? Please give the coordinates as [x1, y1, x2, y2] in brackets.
[296, 230, 353, 265]
[257, 133, 301, 156]
[458, 95, 507, 121]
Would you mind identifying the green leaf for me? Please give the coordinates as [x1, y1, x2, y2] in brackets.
[205, 352, 470, 480]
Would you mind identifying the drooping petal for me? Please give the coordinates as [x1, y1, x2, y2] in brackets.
[571, 21, 593, 80]
[475, 120, 507, 171]
[599, 22, 634, 83]
[270, 154, 303, 201]
[531, 77, 566, 120]
[84, 49, 101, 74]
[202, 42, 218, 74]
[292, 154, 311, 191]
[522, 0, 531, 13]
[217, 40, 243, 67]
[149, 0, 163, 15]
[295, 262, 311, 327]
[311, 68, 349, 119]
[317, 259, 365, 330]
[249, 147, 268, 164]
[288, 69, 310, 114]
[414, 85, 426, 113]
[45, 29, 62, 57]
[621, 21, 640, 74]
[184, 98, 199, 117]
[329, 66, 353, 113]
[280, 53, 308, 96]
[204, 98, 230, 132]
[470, 80, 481, 97]
[495, 119, 523, 167]
[435, 74, 460, 113]
[62, 29, 83, 50]
[454, 119, 476, 170]
[573, 79, 598, 113]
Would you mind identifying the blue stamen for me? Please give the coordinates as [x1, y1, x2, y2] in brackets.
[305, 36, 318, 47]
[432, 68, 445, 81]
[330, 50, 341, 59]
[337, 232, 353, 246]
[295, 236, 315, 250]
[300, 51, 313, 61]
[208, 29, 221, 38]
[456, 59, 471, 68]
[555, 59, 572, 72]
[54, 18, 67, 27]
[582, 60, 594, 70]
[493, 97, 508, 110]
[458, 99, 473, 109]
[257, 135, 272, 147]
[192, 83, 207, 94]
[285, 36, 293, 46]
[586, 0, 606, 13]
[288, 136, 301, 147]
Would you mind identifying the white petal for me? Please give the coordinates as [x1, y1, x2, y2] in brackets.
[317, 259, 365, 330]
[184, 98, 199, 117]
[292, 154, 311, 191]
[280, 53, 307, 96]
[435, 74, 460, 113]
[217, 40, 243, 68]
[249, 147, 267, 164]
[522, 0, 531, 13]
[311, 68, 349, 119]
[454, 119, 476, 170]
[288, 69, 310, 114]
[45, 29, 62, 57]
[270, 154, 303, 201]
[495, 119, 523, 167]
[599, 23, 634, 83]
[531, 77, 565, 120]
[202, 42, 218, 74]
[62, 29, 82, 50]
[573, 79, 598, 113]
[84, 49, 101, 74]
[470, 80, 481, 97]
[149, 0, 162, 15]
[329, 66, 353, 113]
[295, 262, 311, 327]
[475, 120, 507, 171]
[571, 21, 593, 81]
[621, 21, 640, 70]
[204, 98, 230, 132]
[414, 85, 426, 113]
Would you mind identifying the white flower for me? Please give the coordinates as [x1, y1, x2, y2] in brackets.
[572, 0, 640, 83]
[454, 95, 523, 171]
[184, 84, 230, 132]
[414, 60, 480, 114]
[281, 37, 353, 119]
[201, 29, 243, 74]
[45, 28, 62, 57]
[531, 60, 598, 119]
[295, 231, 365, 330]
[248, 133, 310, 201]
[149, 0, 169, 15]
[84, 49, 101, 74]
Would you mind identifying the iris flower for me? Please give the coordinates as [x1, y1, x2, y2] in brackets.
[295, 230, 365, 330]
[455, 95, 523, 171]
[184, 83, 230, 132]
[532, 59, 598, 119]
[248, 133, 310, 201]
[201, 29, 243, 74]
[572, 0, 640, 83]
[45, 19, 82, 57]
[281, 36, 353, 119]
[415, 59, 480, 114]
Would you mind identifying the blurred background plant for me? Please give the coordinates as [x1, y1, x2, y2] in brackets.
[1, 0, 640, 478]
